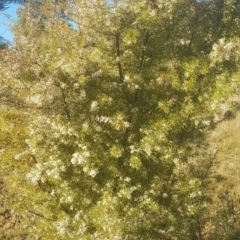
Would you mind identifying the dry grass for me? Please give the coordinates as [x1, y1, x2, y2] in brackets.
[210, 112, 240, 194]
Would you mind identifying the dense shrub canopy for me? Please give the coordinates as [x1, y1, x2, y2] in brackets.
[1, 0, 240, 239]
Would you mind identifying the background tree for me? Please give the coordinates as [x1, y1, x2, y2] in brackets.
[0, 0, 25, 47]
[0, 0, 24, 10]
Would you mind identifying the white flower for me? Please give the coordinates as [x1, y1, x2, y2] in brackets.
[80, 89, 86, 100]
[71, 152, 85, 165]
[14, 152, 24, 160]
[83, 151, 90, 158]
[220, 103, 228, 111]
[88, 169, 97, 178]
[124, 121, 130, 128]
[124, 75, 130, 82]
[26, 95, 42, 106]
[26, 170, 41, 185]
[83, 121, 89, 130]
[124, 177, 131, 182]
[219, 38, 225, 45]
[224, 42, 234, 50]
[130, 145, 135, 154]
[194, 119, 199, 126]
[202, 120, 210, 126]
[90, 101, 98, 111]
[71, 156, 77, 165]
[150, 9, 157, 16]
[60, 82, 66, 89]
[54, 219, 69, 236]
[67, 196, 73, 203]
[190, 192, 196, 198]
[91, 70, 102, 78]
[95, 126, 102, 132]
[162, 193, 168, 198]
[173, 158, 179, 165]
[67, 128, 75, 136]
[97, 116, 110, 123]
[73, 83, 80, 89]
[180, 39, 190, 45]
[173, 195, 178, 201]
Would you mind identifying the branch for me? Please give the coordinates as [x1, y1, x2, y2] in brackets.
[187, 112, 236, 135]
[0, 53, 27, 88]
[27, 210, 55, 221]
[139, 29, 150, 71]
[133, 29, 151, 104]
[149, 0, 159, 10]
[116, 32, 123, 83]
[202, 150, 218, 180]
[60, 88, 71, 121]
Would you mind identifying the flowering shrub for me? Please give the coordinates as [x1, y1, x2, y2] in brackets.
[1, 0, 240, 239]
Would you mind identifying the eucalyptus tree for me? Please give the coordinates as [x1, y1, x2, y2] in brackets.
[0, 0, 24, 45]
[0, 0, 24, 11]
[5, 0, 240, 239]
